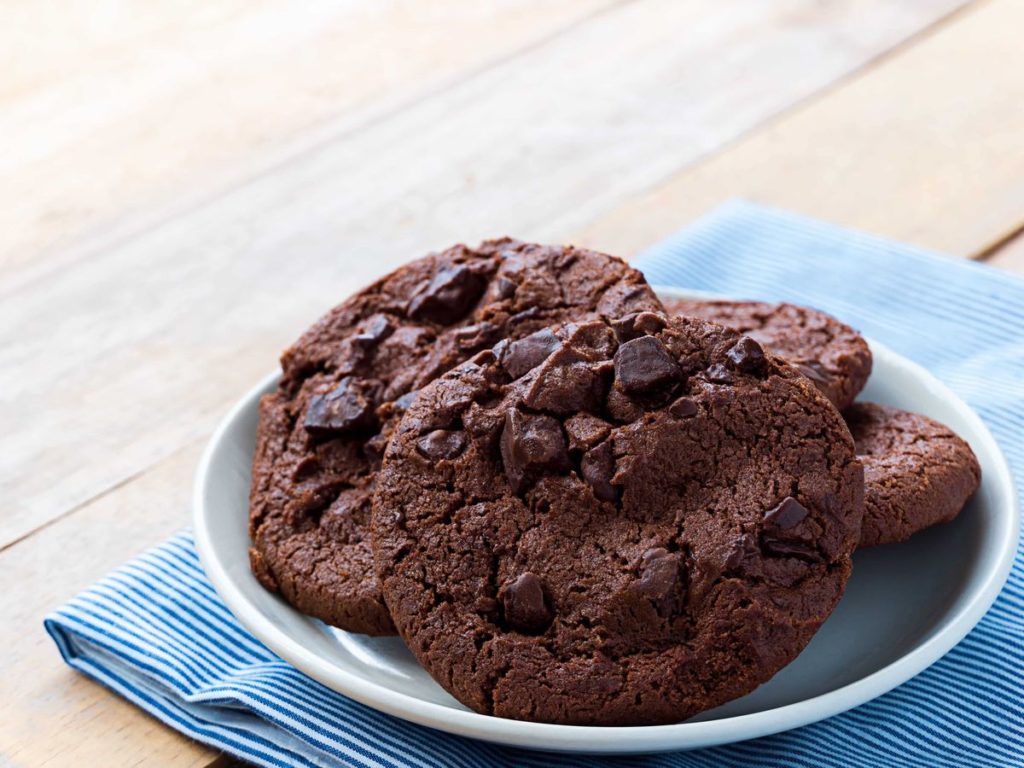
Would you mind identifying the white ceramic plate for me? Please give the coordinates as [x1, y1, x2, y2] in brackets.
[194, 287, 1018, 754]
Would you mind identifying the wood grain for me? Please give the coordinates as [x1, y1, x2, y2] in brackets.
[0, 0, 615, 271]
[0, 0, 967, 552]
[576, 0, 1024, 259]
[0, 441, 217, 766]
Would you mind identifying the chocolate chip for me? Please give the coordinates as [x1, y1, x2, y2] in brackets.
[764, 496, 809, 530]
[613, 336, 681, 396]
[581, 440, 618, 502]
[705, 363, 733, 384]
[499, 572, 553, 633]
[762, 538, 820, 561]
[304, 377, 378, 437]
[407, 265, 485, 324]
[726, 336, 767, 374]
[352, 315, 393, 350]
[500, 409, 569, 493]
[499, 329, 562, 379]
[416, 429, 467, 460]
[637, 547, 681, 597]
[668, 397, 697, 418]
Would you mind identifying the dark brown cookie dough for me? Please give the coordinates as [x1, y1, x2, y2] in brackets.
[373, 312, 863, 724]
[662, 298, 872, 410]
[248, 239, 662, 635]
[844, 402, 981, 549]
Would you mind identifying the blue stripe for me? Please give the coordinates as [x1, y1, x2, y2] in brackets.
[44, 203, 1024, 767]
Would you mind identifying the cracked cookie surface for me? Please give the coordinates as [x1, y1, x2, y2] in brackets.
[372, 313, 863, 724]
[663, 298, 872, 410]
[248, 239, 662, 634]
[845, 402, 980, 548]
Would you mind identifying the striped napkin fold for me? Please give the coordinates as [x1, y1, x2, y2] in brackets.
[47, 202, 1024, 768]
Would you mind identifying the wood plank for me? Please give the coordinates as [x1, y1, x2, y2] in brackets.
[0, 441, 218, 766]
[0, 0, 615, 272]
[575, 0, 1024, 259]
[0, 0, 967, 551]
[985, 229, 1024, 274]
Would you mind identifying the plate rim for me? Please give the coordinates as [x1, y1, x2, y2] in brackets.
[193, 286, 1019, 753]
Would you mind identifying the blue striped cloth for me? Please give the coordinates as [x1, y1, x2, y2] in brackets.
[47, 202, 1024, 767]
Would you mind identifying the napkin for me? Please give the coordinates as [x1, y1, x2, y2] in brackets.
[47, 202, 1024, 767]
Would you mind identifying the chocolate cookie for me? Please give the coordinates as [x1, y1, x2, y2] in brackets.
[662, 298, 871, 410]
[844, 402, 980, 548]
[248, 239, 662, 635]
[373, 312, 863, 724]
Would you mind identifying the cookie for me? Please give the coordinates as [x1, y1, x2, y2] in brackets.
[248, 239, 663, 635]
[844, 402, 980, 548]
[373, 312, 863, 724]
[662, 298, 871, 410]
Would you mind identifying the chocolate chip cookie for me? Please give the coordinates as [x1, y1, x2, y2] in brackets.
[844, 402, 980, 548]
[663, 298, 872, 410]
[248, 239, 662, 634]
[373, 312, 863, 724]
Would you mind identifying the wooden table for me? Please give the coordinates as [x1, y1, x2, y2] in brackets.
[3, 1, 1023, 764]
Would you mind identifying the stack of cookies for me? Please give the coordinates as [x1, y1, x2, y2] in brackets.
[248, 240, 980, 726]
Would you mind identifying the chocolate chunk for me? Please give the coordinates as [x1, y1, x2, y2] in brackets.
[764, 496, 809, 530]
[500, 409, 569, 492]
[393, 390, 419, 412]
[581, 440, 618, 502]
[705, 364, 733, 385]
[352, 315, 393, 350]
[508, 306, 541, 326]
[796, 362, 830, 386]
[407, 265, 485, 324]
[637, 547, 682, 598]
[494, 276, 517, 300]
[726, 336, 766, 374]
[499, 572, 553, 633]
[762, 538, 820, 561]
[564, 413, 611, 451]
[416, 429, 467, 460]
[613, 336, 681, 396]
[304, 377, 378, 437]
[500, 329, 562, 379]
[611, 312, 667, 343]
[668, 397, 697, 418]
[453, 322, 501, 352]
